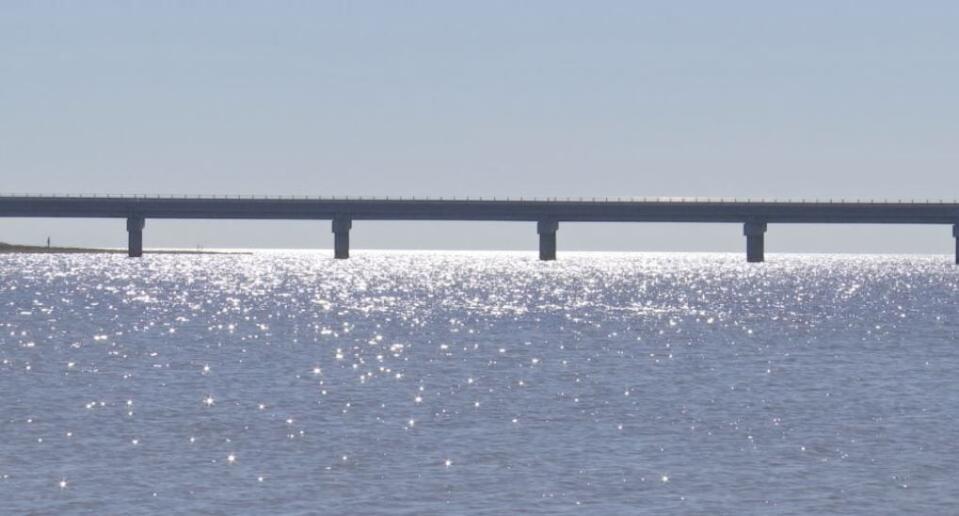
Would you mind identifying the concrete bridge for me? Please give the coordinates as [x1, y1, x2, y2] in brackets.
[1, 194, 957, 263]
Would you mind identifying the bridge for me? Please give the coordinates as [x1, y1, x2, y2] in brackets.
[1, 194, 957, 263]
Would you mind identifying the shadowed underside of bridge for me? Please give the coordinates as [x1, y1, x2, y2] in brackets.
[1, 195, 957, 263]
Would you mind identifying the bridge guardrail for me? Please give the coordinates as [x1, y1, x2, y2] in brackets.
[0, 193, 956, 204]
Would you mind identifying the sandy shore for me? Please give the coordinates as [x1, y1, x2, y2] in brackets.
[0, 242, 250, 255]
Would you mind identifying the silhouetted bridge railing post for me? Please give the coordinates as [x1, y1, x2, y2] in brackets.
[1, 195, 958, 264]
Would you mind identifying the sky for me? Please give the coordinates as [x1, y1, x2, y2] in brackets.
[1, 1, 958, 253]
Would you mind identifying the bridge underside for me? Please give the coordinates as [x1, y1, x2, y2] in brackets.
[111, 219, 959, 264]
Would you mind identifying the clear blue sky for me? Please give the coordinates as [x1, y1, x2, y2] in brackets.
[2, 2, 957, 252]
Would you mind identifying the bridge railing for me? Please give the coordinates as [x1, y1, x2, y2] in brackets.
[0, 193, 956, 204]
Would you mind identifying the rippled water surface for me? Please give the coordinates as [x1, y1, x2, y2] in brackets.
[1, 252, 958, 514]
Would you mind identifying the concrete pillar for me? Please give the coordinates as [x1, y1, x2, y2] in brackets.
[537, 220, 558, 261]
[332, 216, 351, 259]
[953, 224, 958, 265]
[743, 222, 766, 263]
[126, 216, 145, 258]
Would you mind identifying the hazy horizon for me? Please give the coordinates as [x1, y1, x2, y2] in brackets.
[2, 2, 957, 253]
[1, 222, 955, 256]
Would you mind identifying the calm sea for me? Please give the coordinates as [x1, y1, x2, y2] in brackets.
[1, 252, 957, 515]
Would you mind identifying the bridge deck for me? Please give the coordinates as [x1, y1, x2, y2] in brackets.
[2, 195, 958, 224]
[2, 195, 957, 262]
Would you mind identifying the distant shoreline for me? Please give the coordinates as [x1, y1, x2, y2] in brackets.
[0, 242, 250, 255]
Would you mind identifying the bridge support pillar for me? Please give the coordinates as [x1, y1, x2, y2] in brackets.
[953, 224, 958, 265]
[744, 222, 766, 263]
[537, 220, 558, 261]
[332, 216, 351, 259]
[126, 216, 145, 258]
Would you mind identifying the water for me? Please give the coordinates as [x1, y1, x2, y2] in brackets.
[1, 251, 957, 514]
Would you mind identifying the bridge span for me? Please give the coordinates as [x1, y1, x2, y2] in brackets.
[1, 195, 957, 263]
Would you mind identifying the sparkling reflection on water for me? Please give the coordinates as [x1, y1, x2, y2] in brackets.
[1, 252, 958, 514]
